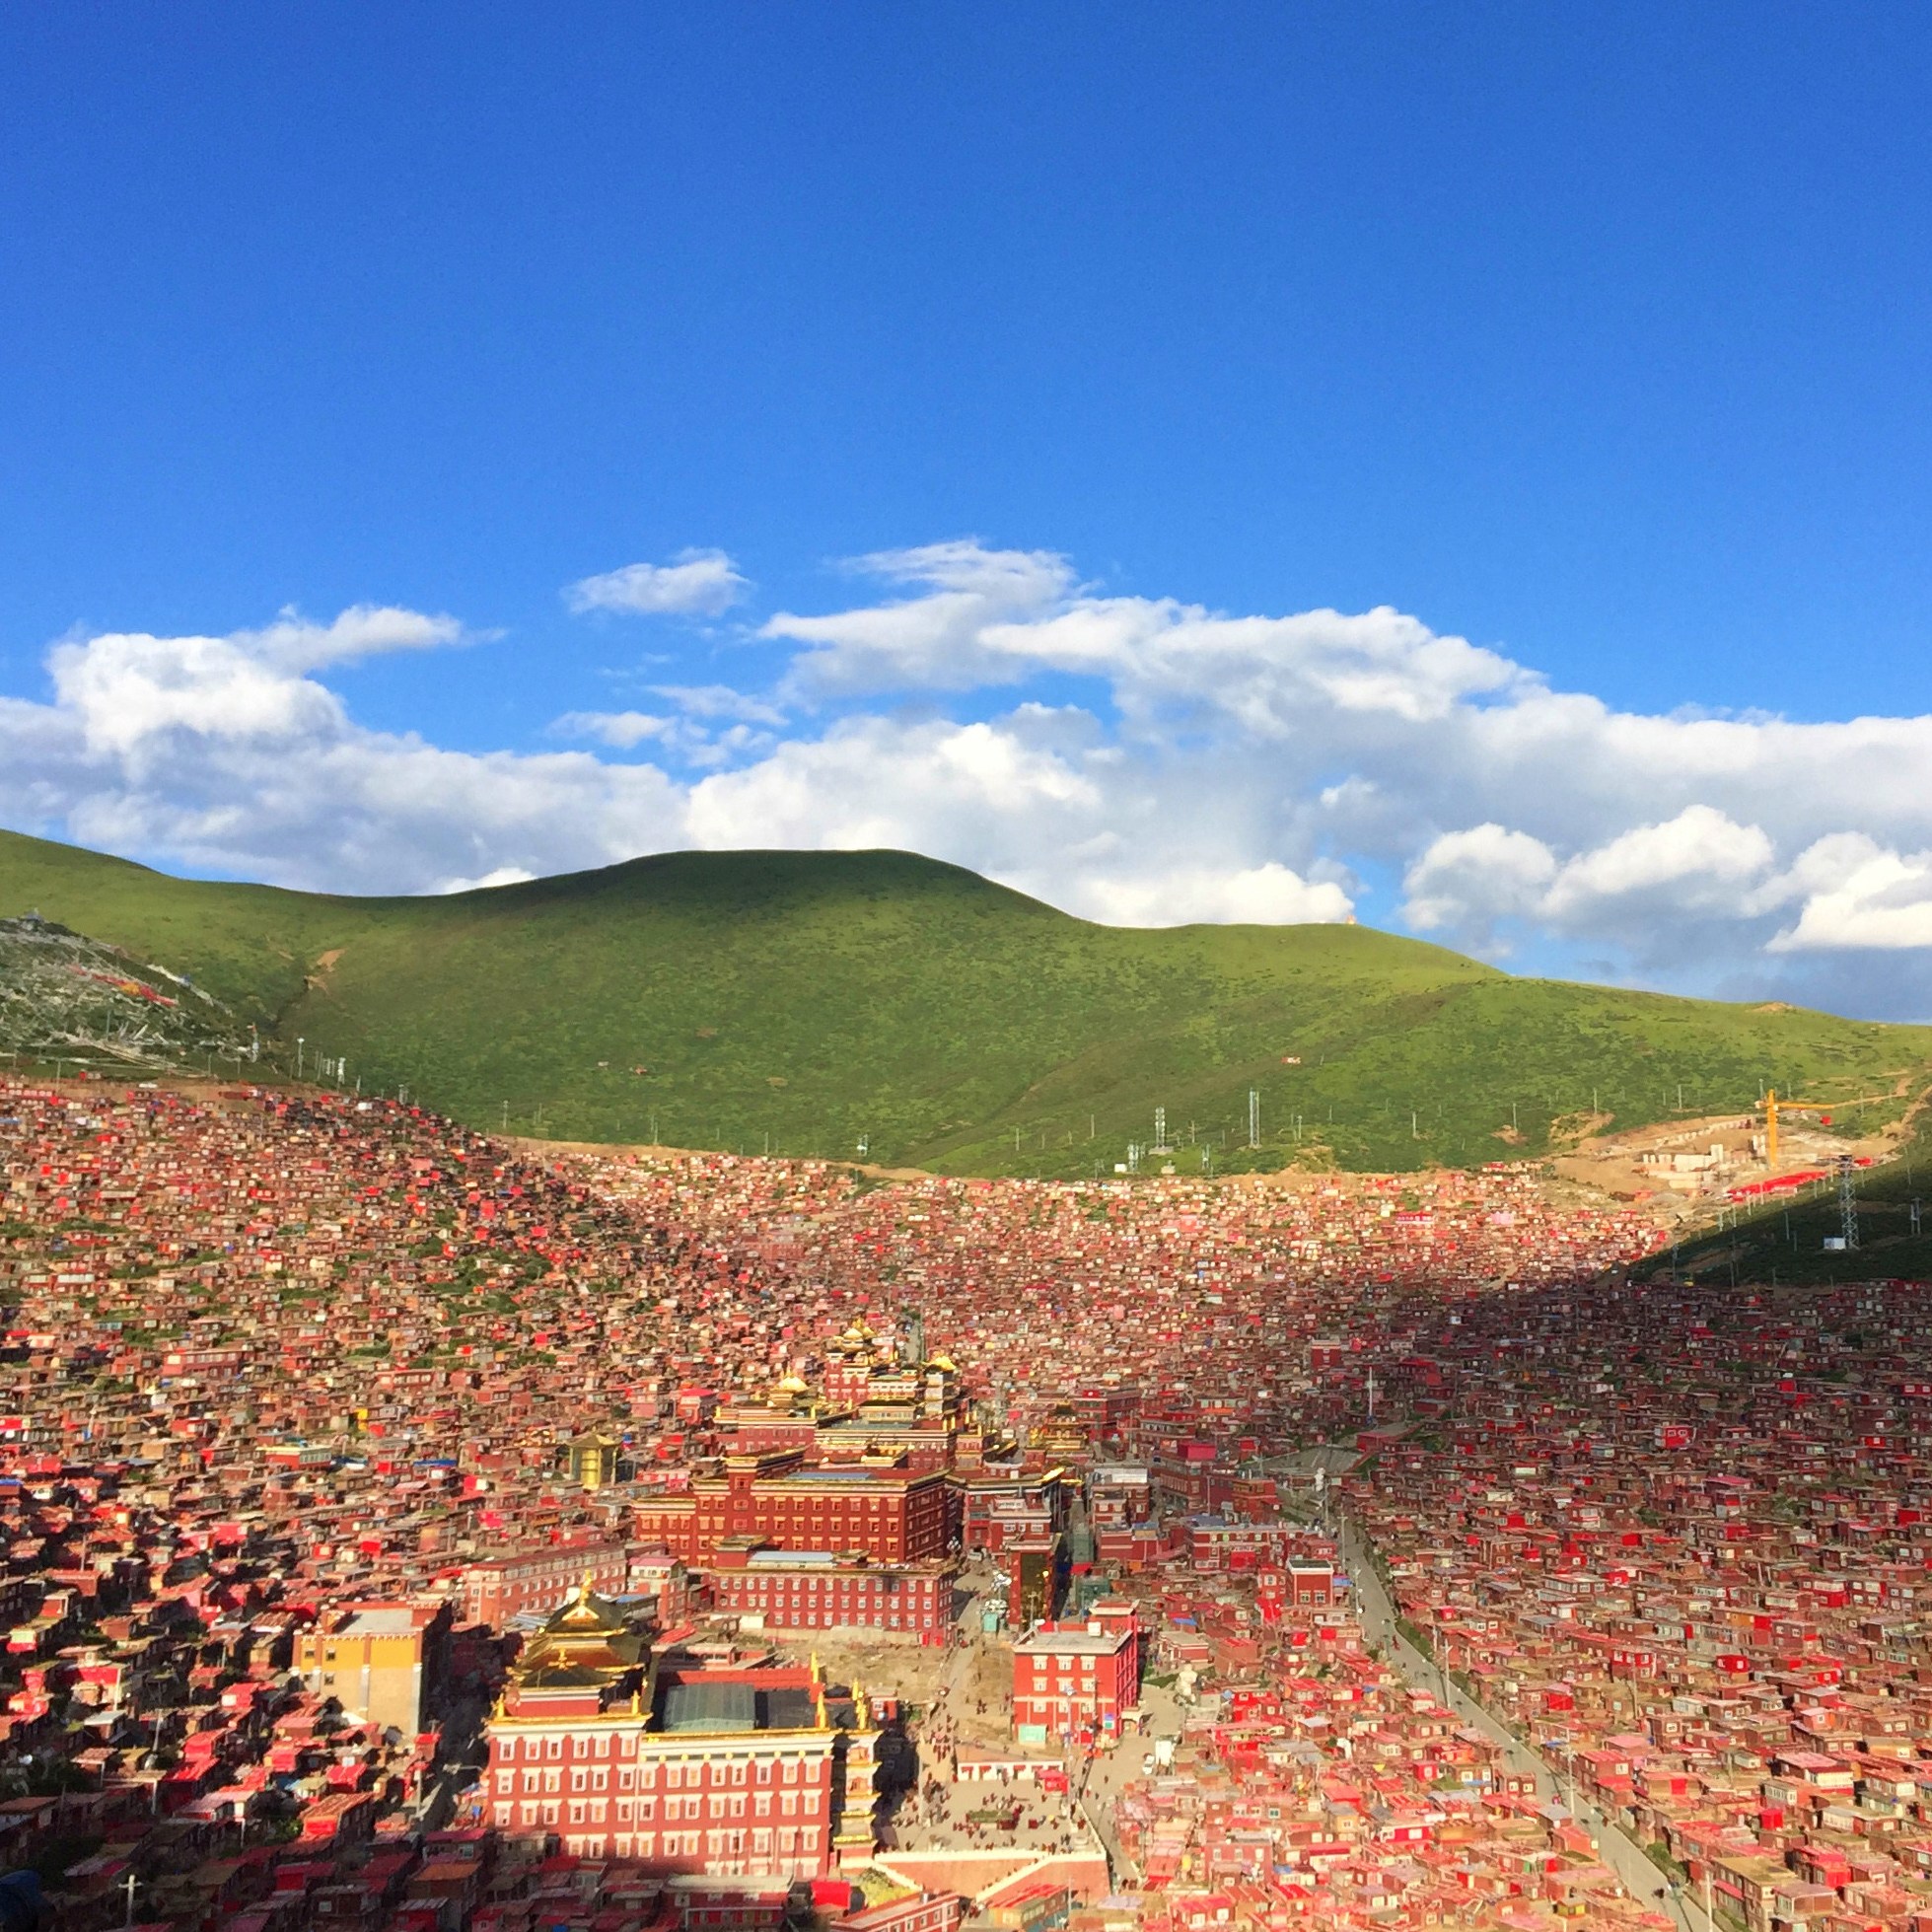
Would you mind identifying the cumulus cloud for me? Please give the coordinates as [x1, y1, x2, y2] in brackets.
[8, 545, 1932, 1012]
[564, 549, 747, 617]
[1076, 864, 1353, 929]
[4, 608, 687, 894]
[1403, 825, 1559, 944]
[1768, 838, 1932, 952]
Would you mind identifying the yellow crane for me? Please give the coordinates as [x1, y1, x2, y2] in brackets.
[1761, 1088, 1846, 1170]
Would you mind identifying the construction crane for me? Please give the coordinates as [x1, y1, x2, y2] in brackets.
[1758, 1088, 1890, 1168]
[1761, 1089, 1835, 1171]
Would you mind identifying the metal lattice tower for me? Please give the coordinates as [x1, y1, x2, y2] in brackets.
[1838, 1156, 1860, 1252]
[1153, 1107, 1169, 1153]
[1248, 1088, 1260, 1149]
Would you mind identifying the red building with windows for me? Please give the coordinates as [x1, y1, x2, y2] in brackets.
[462, 1539, 640, 1628]
[1010, 1609, 1141, 1746]
[709, 1544, 954, 1639]
[632, 1453, 951, 1564]
[954, 1468, 1068, 1554]
[482, 1585, 879, 1876]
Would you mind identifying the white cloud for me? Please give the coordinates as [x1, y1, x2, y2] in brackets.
[648, 684, 789, 727]
[1543, 806, 1773, 912]
[765, 540, 1080, 694]
[550, 703, 781, 770]
[565, 549, 747, 617]
[1768, 838, 1932, 952]
[3, 608, 689, 894]
[1405, 810, 1789, 957]
[683, 716, 1105, 857]
[1403, 824, 1559, 944]
[9, 546, 1932, 1009]
[240, 603, 468, 670]
[1076, 863, 1353, 928]
[553, 710, 678, 750]
[437, 865, 537, 894]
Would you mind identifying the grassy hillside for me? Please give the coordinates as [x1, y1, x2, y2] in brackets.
[4, 826, 1930, 1179]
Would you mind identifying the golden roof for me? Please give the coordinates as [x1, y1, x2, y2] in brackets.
[510, 1576, 651, 1689]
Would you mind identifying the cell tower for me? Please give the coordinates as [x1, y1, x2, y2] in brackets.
[1153, 1107, 1169, 1153]
[1248, 1088, 1260, 1149]
[1838, 1156, 1860, 1252]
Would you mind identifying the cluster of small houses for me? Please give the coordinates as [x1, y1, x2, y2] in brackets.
[4, 1075, 1932, 1928]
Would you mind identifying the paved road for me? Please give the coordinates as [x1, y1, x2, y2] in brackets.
[418, 1691, 488, 1829]
[1336, 1507, 1719, 1932]
[1070, 1676, 1189, 1884]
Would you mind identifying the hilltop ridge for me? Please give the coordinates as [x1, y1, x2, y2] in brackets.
[2, 825, 1926, 1178]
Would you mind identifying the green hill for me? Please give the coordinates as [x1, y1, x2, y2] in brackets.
[3, 826, 1929, 1179]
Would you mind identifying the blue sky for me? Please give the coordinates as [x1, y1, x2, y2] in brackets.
[4, 5, 1932, 1015]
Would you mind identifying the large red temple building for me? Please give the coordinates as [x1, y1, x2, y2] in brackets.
[482, 1584, 882, 1877]
[708, 1543, 954, 1639]
[632, 1451, 952, 1564]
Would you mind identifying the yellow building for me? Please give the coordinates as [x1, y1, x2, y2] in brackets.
[295, 1600, 454, 1738]
[567, 1427, 624, 1491]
